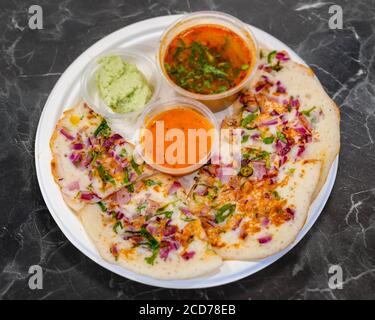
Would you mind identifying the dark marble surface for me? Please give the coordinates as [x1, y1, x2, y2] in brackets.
[0, 0, 374, 300]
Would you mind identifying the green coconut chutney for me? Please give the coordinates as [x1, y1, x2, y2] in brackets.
[96, 55, 153, 114]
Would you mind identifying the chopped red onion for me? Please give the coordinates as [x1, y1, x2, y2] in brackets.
[116, 212, 124, 220]
[241, 159, 250, 167]
[180, 207, 193, 216]
[216, 167, 230, 184]
[261, 217, 270, 227]
[60, 128, 74, 140]
[67, 180, 80, 191]
[169, 181, 182, 195]
[195, 184, 208, 196]
[264, 66, 273, 73]
[270, 110, 279, 116]
[103, 133, 122, 148]
[160, 240, 180, 261]
[143, 200, 160, 217]
[255, 83, 266, 92]
[163, 225, 178, 237]
[252, 161, 267, 179]
[159, 247, 170, 261]
[258, 235, 272, 244]
[275, 51, 290, 61]
[81, 155, 92, 168]
[87, 137, 93, 146]
[206, 218, 217, 227]
[72, 143, 84, 150]
[69, 153, 82, 165]
[110, 244, 118, 256]
[286, 207, 295, 218]
[121, 159, 129, 168]
[129, 171, 136, 182]
[181, 251, 196, 260]
[146, 224, 157, 234]
[262, 75, 271, 82]
[258, 119, 278, 127]
[297, 145, 305, 157]
[80, 191, 100, 201]
[116, 189, 132, 205]
[290, 98, 300, 107]
[294, 127, 307, 135]
[278, 155, 288, 167]
[276, 81, 286, 93]
[251, 133, 260, 139]
[275, 140, 291, 156]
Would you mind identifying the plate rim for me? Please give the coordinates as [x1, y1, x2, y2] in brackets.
[35, 14, 338, 289]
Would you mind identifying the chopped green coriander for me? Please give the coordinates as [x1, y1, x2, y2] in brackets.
[241, 113, 257, 128]
[140, 227, 160, 265]
[155, 211, 173, 219]
[113, 221, 123, 233]
[263, 136, 275, 144]
[144, 180, 156, 187]
[272, 190, 281, 200]
[253, 150, 270, 160]
[97, 201, 107, 212]
[130, 158, 142, 175]
[123, 167, 129, 184]
[272, 61, 283, 71]
[181, 216, 196, 222]
[119, 148, 127, 158]
[137, 202, 147, 212]
[216, 85, 228, 93]
[300, 106, 317, 117]
[267, 50, 277, 64]
[276, 131, 287, 143]
[203, 64, 228, 77]
[94, 119, 111, 138]
[127, 183, 134, 193]
[97, 164, 115, 185]
[89, 150, 100, 164]
[215, 203, 236, 223]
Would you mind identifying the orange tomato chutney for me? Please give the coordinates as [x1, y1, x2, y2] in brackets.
[142, 107, 214, 169]
[164, 24, 252, 95]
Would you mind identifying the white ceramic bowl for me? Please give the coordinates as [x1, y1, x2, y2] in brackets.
[136, 97, 219, 176]
[81, 49, 161, 119]
[157, 11, 259, 112]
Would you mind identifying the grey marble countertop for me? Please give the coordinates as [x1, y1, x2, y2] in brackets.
[1, 0, 374, 300]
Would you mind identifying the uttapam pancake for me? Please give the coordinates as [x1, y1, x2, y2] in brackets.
[250, 48, 340, 198]
[189, 48, 339, 260]
[79, 174, 222, 279]
[190, 161, 320, 260]
[50, 102, 152, 211]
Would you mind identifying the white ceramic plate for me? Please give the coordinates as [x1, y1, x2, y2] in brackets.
[35, 15, 338, 289]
